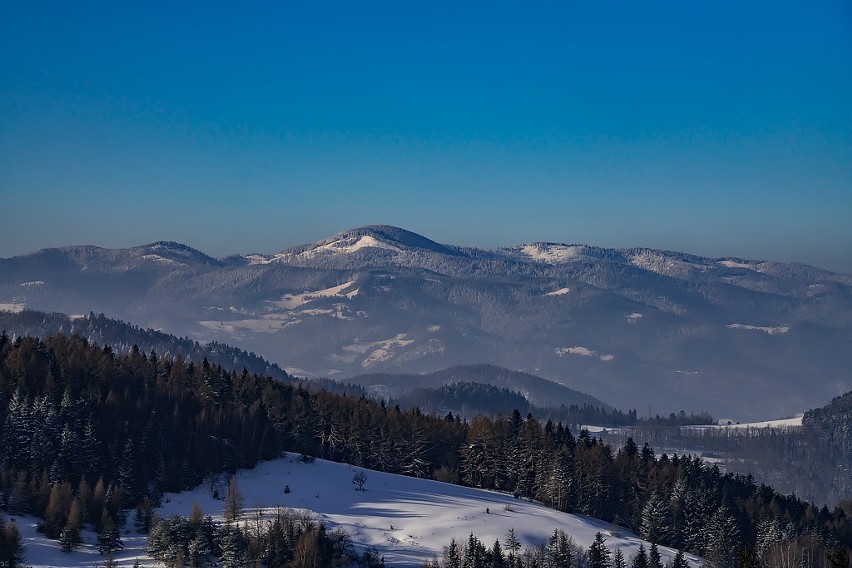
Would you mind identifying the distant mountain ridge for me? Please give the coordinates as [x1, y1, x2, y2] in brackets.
[2, 225, 851, 419]
[348, 363, 610, 410]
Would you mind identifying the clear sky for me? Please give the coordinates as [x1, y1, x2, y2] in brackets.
[1, 1, 851, 272]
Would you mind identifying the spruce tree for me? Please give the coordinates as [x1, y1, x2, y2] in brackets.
[588, 532, 612, 568]
[632, 544, 649, 568]
[667, 550, 688, 568]
[614, 548, 627, 568]
[98, 510, 124, 556]
[640, 491, 671, 545]
[649, 543, 663, 568]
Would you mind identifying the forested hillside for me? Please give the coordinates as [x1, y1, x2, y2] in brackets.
[587, 392, 852, 508]
[0, 333, 849, 567]
[0, 309, 291, 381]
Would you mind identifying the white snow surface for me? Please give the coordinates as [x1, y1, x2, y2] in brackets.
[12, 515, 149, 568]
[0, 302, 26, 313]
[15, 452, 700, 567]
[555, 346, 614, 362]
[343, 334, 415, 368]
[726, 323, 790, 335]
[545, 287, 572, 296]
[519, 244, 584, 264]
[688, 415, 804, 430]
[718, 260, 753, 270]
[271, 280, 359, 310]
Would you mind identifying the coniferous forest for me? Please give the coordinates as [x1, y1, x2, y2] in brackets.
[0, 333, 850, 567]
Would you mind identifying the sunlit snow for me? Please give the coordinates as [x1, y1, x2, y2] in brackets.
[726, 323, 790, 335]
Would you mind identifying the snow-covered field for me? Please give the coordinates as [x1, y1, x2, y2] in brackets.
[693, 414, 803, 430]
[14, 452, 700, 567]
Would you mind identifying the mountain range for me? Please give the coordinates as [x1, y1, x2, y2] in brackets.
[2, 225, 850, 419]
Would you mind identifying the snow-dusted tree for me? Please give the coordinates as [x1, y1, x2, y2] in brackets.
[219, 524, 248, 568]
[588, 532, 612, 568]
[755, 517, 783, 560]
[640, 490, 671, 544]
[444, 538, 461, 568]
[505, 528, 521, 562]
[98, 510, 124, 556]
[548, 529, 579, 568]
[613, 548, 627, 568]
[463, 532, 488, 567]
[704, 506, 740, 568]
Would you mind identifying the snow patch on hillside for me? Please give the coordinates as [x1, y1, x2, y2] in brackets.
[726, 323, 790, 335]
[141, 254, 185, 266]
[271, 281, 359, 310]
[555, 346, 614, 362]
[545, 287, 571, 296]
[630, 252, 708, 277]
[13, 514, 149, 568]
[519, 244, 584, 263]
[718, 260, 753, 270]
[0, 302, 26, 313]
[687, 414, 803, 430]
[19, 280, 45, 287]
[344, 334, 415, 368]
[626, 312, 642, 323]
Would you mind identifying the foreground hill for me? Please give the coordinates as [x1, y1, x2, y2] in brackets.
[11, 452, 700, 567]
[3, 225, 851, 418]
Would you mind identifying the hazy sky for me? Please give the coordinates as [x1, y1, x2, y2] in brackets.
[2, 1, 851, 272]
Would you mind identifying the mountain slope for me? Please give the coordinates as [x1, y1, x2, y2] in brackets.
[349, 363, 610, 410]
[0, 309, 290, 382]
[2, 225, 851, 419]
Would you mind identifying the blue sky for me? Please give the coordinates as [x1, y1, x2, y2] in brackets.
[1, 1, 851, 271]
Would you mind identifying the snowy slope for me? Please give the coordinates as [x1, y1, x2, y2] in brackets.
[15, 452, 700, 567]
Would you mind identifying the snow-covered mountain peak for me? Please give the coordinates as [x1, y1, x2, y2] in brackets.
[268, 225, 461, 263]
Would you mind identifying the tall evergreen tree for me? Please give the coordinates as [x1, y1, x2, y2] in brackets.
[588, 532, 611, 568]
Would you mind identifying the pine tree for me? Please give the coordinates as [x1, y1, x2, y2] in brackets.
[445, 538, 461, 568]
[704, 506, 740, 568]
[505, 528, 521, 565]
[828, 547, 849, 568]
[649, 543, 663, 568]
[220, 525, 248, 568]
[667, 550, 688, 568]
[640, 491, 671, 545]
[491, 539, 505, 568]
[614, 548, 627, 568]
[98, 510, 124, 556]
[588, 532, 612, 568]
[631, 544, 649, 568]
[463, 533, 488, 568]
[59, 497, 83, 552]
